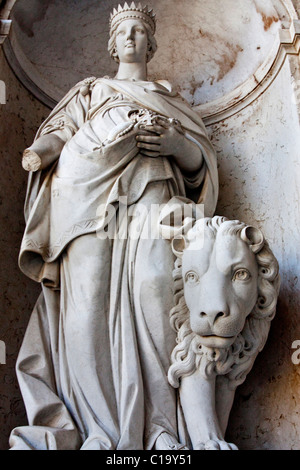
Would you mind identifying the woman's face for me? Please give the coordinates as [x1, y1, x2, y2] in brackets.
[115, 19, 148, 64]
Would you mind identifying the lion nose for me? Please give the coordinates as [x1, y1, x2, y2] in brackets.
[199, 309, 228, 326]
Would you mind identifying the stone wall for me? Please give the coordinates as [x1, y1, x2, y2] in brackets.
[212, 57, 300, 450]
[292, 0, 300, 16]
[0, 46, 49, 450]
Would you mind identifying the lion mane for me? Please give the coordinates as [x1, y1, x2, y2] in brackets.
[168, 216, 280, 390]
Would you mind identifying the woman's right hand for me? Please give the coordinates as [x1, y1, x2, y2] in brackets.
[135, 117, 184, 158]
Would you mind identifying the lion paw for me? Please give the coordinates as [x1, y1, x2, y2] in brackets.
[195, 439, 238, 450]
[154, 432, 189, 450]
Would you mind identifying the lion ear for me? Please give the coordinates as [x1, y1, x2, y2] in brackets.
[172, 236, 187, 257]
[241, 225, 265, 254]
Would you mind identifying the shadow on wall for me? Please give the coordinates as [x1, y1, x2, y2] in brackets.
[0, 45, 48, 450]
[226, 292, 300, 450]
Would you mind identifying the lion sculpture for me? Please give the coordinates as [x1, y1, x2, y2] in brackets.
[161, 210, 280, 450]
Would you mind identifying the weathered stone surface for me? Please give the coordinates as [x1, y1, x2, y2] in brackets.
[9, 0, 285, 105]
[211, 58, 300, 450]
[0, 0, 299, 451]
[0, 47, 48, 450]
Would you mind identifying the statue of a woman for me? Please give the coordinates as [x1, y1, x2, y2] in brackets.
[10, 3, 218, 450]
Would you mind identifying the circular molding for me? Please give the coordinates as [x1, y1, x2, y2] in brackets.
[0, 0, 16, 41]
[1, 0, 299, 124]
[0, 0, 17, 20]
[3, 26, 61, 108]
[199, 18, 300, 124]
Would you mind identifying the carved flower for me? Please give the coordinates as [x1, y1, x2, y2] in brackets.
[80, 77, 97, 96]
[53, 119, 65, 129]
[83, 77, 96, 85]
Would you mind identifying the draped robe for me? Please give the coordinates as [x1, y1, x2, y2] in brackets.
[9, 78, 218, 450]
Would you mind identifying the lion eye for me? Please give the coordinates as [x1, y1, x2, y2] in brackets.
[185, 271, 199, 284]
[233, 269, 251, 281]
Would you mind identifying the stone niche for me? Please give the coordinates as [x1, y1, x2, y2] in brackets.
[0, 0, 300, 450]
[3, 0, 293, 108]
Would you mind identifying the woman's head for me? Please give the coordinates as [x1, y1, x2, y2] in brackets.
[108, 3, 157, 64]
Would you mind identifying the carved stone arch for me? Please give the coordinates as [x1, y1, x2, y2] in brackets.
[0, 0, 17, 43]
[199, 0, 300, 124]
[0, 0, 18, 20]
[1, 0, 300, 120]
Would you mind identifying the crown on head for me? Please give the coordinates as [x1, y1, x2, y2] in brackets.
[110, 2, 156, 35]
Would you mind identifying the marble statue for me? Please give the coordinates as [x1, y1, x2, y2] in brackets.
[9, 3, 279, 451]
[159, 206, 280, 449]
[9, 3, 219, 450]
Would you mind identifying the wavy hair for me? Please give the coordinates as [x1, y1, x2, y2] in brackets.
[168, 216, 280, 390]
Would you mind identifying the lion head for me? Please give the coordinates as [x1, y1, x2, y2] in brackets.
[167, 216, 280, 390]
